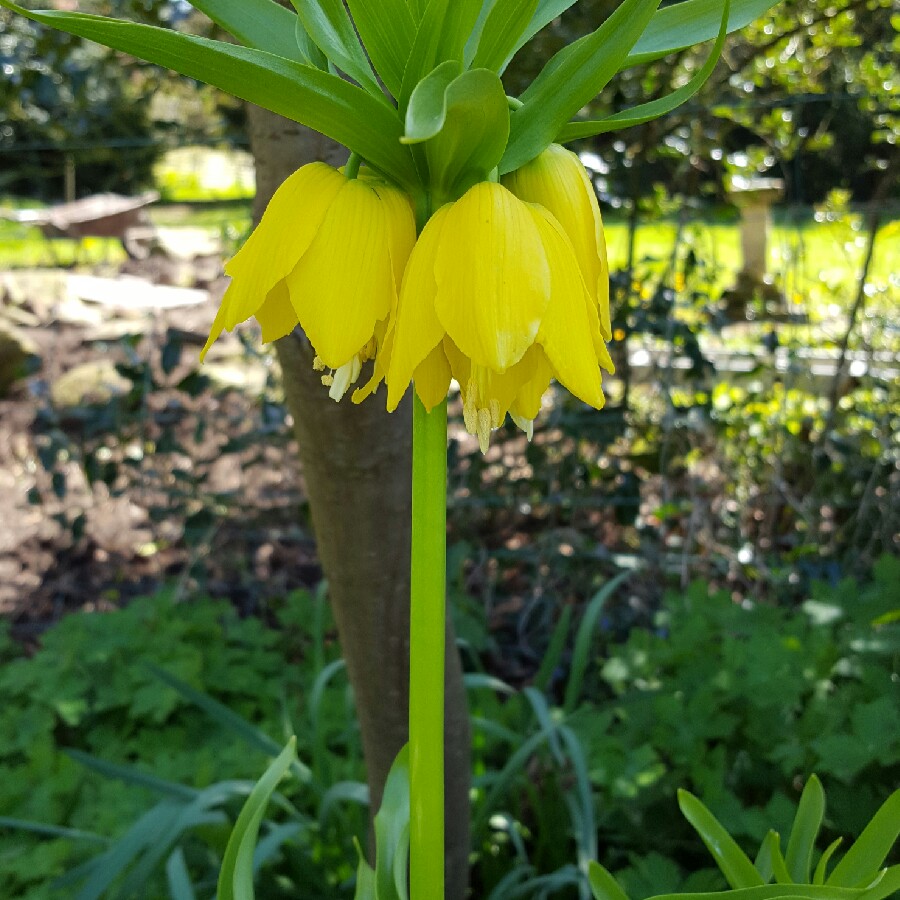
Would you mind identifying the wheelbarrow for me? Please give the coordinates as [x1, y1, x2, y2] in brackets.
[0, 191, 160, 262]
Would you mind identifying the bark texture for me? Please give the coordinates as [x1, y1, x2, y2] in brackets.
[245, 104, 470, 898]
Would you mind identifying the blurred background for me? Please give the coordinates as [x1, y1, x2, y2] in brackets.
[0, 1, 897, 898]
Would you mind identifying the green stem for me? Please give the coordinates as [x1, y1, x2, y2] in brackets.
[409, 394, 448, 900]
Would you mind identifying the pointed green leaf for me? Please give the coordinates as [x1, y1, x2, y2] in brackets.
[533, 604, 573, 693]
[218, 738, 298, 900]
[0, 817, 108, 845]
[0, 2, 419, 189]
[345, 0, 417, 97]
[463, 0, 498, 65]
[405, 67, 510, 199]
[647, 886, 872, 900]
[165, 848, 197, 900]
[373, 745, 411, 900]
[501, 0, 661, 173]
[188, 0, 301, 60]
[827, 789, 900, 887]
[146, 664, 313, 783]
[565, 571, 630, 713]
[755, 831, 777, 884]
[786, 775, 826, 885]
[767, 830, 795, 886]
[588, 861, 631, 900]
[353, 838, 378, 900]
[814, 839, 844, 885]
[678, 789, 766, 889]
[291, 0, 380, 92]
[471, 0, 539, 72]
[399, 0, 484, 109]
[557, 0, 730, 141]
[859, 865, 900, 900]
[294, 18, 329, 69]
[626, 0, 783, 67]
[503, 0, 580, 71]
[63, 748, 199, 801]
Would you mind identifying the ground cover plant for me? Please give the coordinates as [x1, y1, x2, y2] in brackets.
[1, 556, 897, 898]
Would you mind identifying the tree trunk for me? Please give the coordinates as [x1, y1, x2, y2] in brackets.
[245, 104, 470, 899]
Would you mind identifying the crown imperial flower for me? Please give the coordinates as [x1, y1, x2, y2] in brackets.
[202, 162, 416, 400]
[502, 144, 613, 344]
[378, 178, 614, 451]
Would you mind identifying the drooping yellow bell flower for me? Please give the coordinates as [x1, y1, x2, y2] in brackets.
[502, 144, 612, 344]
[202, 162, 416, 400]
[378, 181, 614, 451]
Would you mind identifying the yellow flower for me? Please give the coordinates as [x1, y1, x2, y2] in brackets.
[202, 162, 415, 400]
[378, 181, 614, 452]
[502, 143, 612, 344]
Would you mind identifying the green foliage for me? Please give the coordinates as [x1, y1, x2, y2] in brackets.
[0, 587, 365, 898]
[2, 558, 896, 897]
[464, 556, 899, 897]
[590, 777, 900, 900]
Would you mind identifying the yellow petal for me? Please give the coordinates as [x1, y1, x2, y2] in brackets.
[200, 300, 228, 361]
[433, 182, 549, 372]
[530, 207, 606, 409]
[352, 325, 392, 405]
[286, 178, 395, 369]
[511, 346, 554, 420]
[222, 162, 345, 328]
[386, 205, 452, 412]
[503, 145, 611, 341]
[255, 282, 299, 343]
[414, 343, 452, 411]
[371, 181, 417, 299]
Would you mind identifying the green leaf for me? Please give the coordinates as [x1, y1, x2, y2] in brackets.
[0, 817, 108, 845]
[353, 838, 378, 900]
[827, 789, 900, 887]
[626, 0, 783, 67]
[165, 848, 197, 900]
[769, 831, 795, 886]
[470, 0, 540, 72]
[647, 887, 871, 900]
[533, 604, 573, 693]
[564, 571, 630, 713]
[146, 665, 313, 785]
[399, 0, 484, 109]
[188, 0, 302, 61]
[814, 839, 844, 885]
[859, 865, 900, 900]
[404, 66, 510, 199]
[756, 831, 777, 885]
[678, 789, 766, 889]
[218, 737, 298, 900]
[294, 18, 329, 69]
[588, 861, 631, 900]
[557, 0, 730, 141]
[403, 61, 464, 143]
[63, 748, 199, 802]
[291, 0, 380, 92]
[786, 775, 826, 884]
[501, 0, 661, 173]
[345, 0, 417, 98]
[503, 0, 581, 71]
[373, 745, 411, 900]
[0, 2, 419, 190]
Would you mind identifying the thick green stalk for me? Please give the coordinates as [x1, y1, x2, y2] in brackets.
[409, 395, 448, 900]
